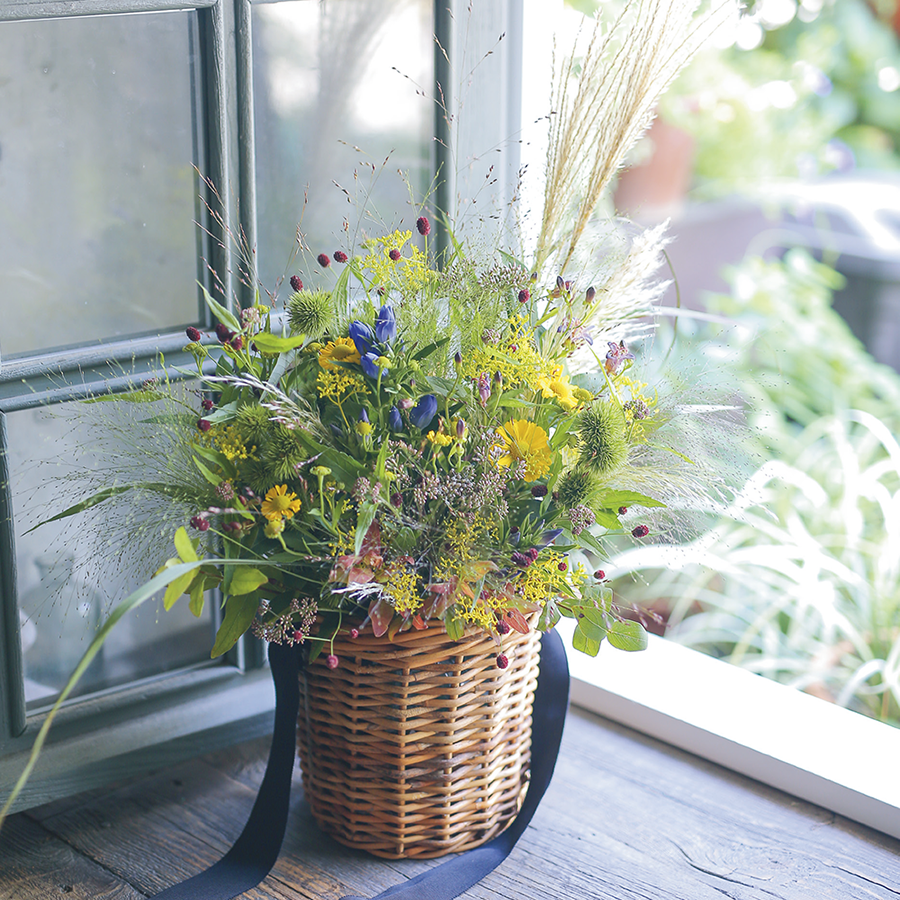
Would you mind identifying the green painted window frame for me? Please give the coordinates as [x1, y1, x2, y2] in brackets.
[0, 0, 527, 812]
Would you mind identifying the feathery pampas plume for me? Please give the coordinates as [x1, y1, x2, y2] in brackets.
[534, 0, 738, 274]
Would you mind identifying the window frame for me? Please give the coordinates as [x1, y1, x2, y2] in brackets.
[0, 0, 530, 813]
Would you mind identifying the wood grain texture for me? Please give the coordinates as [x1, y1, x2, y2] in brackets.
[2, 708, 899, 899]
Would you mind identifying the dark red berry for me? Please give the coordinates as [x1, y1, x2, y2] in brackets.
[290, 275, 303, 292]
[497, 619, 511, 635]
[416, 216, 430, 235]
[388, 248, 402, 261]
[326, 654, 339, 669]
[558, 562, 567, 571]
[518, 289, 530, 303]
[317, 253, 331, 268]
[215, 323, 232, 343]
[527, 547, 539, 561]
[201, 398, 214, 411]
[594, 569, 606, 580]
[618, 506, 628, 516]
[496, 653, 509, 669]
[197, 419, 212, 432]
[632, 525, 650, 538]
[185, 326, 202, 342]
[349, 628, 360, 639]
[334, 250, 348, 263]
[190, 516, 210, 532]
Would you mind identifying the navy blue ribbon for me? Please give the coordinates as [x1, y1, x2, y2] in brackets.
[152, 630, 569, 900]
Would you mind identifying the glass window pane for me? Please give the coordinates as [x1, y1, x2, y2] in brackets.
[7, 399, 215, 711]
[252, 0, 433, 295]
[0, 11, 202, 360]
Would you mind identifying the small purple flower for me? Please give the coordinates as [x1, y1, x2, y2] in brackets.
[531, 484, 548, 498]
[417, 216, 431, 236]
[289, 275, 303, 292]
[375, 305, 396, 344]
[478, 373, 491, 407]
[333, 250, 348, 263]
[538, 528, 563, 547]
[518, 288, 530, 304]
[632, 524, 650, 538]
[511, 551, 531, 568]
[317, 253, 331, 268]
[409, 394, 438, 430]
[388, 406, 403, 431]
[388, 248, 402, 261]
[215, 323, 233, 343]
[358, 407, 370, 424]
[197, 418, 212, 432]
[349, 320, 375, 357]
[605, 340, 635, 374]
[496, 653, 509, 669]
[185, 326, 202, 342]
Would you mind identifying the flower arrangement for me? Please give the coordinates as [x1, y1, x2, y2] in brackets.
[144, 217, 676, 668]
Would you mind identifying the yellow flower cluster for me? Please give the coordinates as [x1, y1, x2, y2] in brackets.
[454, 590, 505, 630]
[383, 566, 421, 615]
[205, 424, 255, 462]
[361, 229, 431, 292]
[462, 318, 552, 390]
[317, 368, 369, 404]
[520, 553, 587, 608]
[426, 430, 454, 447]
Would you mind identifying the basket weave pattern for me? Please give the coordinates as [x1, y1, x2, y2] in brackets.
[296, 623, 541, 859]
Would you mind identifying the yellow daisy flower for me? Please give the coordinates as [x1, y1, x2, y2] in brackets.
[261, 485, 302, 521]
[495, 419, 553, 482]
[536, 367, 578, 410]
[318, 337, 361, 370]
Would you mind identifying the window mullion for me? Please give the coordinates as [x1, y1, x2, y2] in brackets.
[0, 412, 27, 740]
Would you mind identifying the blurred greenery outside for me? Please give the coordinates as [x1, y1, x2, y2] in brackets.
[570, 0, 900, 725]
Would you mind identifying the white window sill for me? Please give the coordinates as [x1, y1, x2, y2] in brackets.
[562, 623, 900, 841]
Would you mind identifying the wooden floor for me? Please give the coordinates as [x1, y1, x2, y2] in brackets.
[2, 707, 899, 899]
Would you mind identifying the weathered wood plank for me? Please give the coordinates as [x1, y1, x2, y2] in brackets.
[5, 708, 900, 900]
[0, 814, 145, 900]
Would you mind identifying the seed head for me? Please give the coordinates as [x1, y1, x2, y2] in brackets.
[555, 467, 597, 510]
[215, 323, 233, 343]
[594, 569, 606, 580]
[290, 275, 304, 292]
[416, 216, 431, 235]
[497, 619, 511, 635]
[317, 253, 331, 268]
[333, 250, 348, 263]
[618, 506, 628, 515]
[632, 524, 650, 538]
[578, 401, 628, 475]
[496, 653, 509, 669]
[197, 418, 212, 432]
[518, 288, 530, 303]
[288, 289, 333, 339]
[389, 248, 402, 261]
[186, 326, 202, 342]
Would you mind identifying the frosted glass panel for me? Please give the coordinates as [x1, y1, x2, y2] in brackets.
[0, 11, 201, 360]
[252, 0, 433, 295]
[7, 400, 214, 711]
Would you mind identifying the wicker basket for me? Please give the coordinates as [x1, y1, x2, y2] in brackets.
[296, 622, 541, 859]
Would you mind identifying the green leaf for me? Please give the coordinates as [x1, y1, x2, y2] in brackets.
[607, 619, 648, 652]
[192, 455, 222, 486]
[354, 502, 378, 556]
[444, 613, 465, 642]
[572, 620, 604, 657]
[188, 578, 206, 618]
[203, 401, 239, 424]
[597, 489, 666, 510]
[318, 448, 363, 486]
[228, 566, 269, 596]
[251, 332, 307, 353]
[163, 568, 197, 611]
[173, 526, 199, 563]
[413, 336, 451, 361]
[211, 596, 260, 657]
[201, 284, 242, 332]
[538, 599, 561, 631]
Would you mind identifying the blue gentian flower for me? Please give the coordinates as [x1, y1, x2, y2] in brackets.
[388, 406, 403, 431]
[361, 352, 383, 379]
[375, 305, 396, 344]
[349, 320, 375, 357]
[538, 528, 564, 547]
[409, 394, 438, 430]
